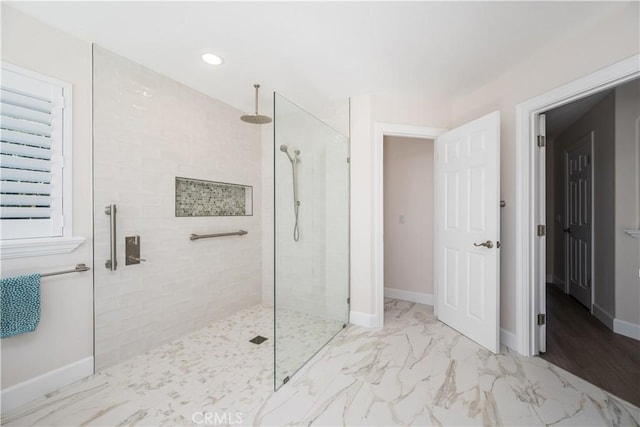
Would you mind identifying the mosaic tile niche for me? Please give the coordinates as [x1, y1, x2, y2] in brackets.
[175, 177, 253, 216]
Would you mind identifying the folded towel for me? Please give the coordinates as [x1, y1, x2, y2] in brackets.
[1, 274, 41, 338]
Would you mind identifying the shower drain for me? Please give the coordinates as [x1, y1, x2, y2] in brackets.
[249, 335, 268, 345]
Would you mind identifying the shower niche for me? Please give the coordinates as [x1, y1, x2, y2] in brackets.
[175, 177, 253, 216]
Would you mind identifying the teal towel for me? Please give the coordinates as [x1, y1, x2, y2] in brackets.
[1, 274, 41, 338]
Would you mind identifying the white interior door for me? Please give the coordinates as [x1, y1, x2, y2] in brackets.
[435, 111, 500, 354]
[564, 133, 593, 309]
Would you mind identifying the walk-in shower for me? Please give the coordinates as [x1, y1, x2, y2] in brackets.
[279, 145, 301, 241]
[92, 46, 349, 392]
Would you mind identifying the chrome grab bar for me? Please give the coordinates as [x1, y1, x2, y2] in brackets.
[105, 204, 117, 270]
[41, 264, 91, 278]
[190, 230, 248, 241]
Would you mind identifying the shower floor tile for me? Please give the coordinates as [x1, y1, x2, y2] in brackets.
[3, 300, 639, 426]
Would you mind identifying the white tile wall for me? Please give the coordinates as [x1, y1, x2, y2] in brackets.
[272, 95, 349, 322]
[93, 47, 262, 370]
[261, 124, 275, 307]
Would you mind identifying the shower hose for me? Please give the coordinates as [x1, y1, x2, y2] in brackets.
[291, 162, 300, 242]
[293, 200, 300, 242]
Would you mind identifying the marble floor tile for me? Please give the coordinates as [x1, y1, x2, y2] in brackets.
[2, 300, 639, 426]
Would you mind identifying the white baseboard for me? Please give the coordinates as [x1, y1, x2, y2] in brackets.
[384, 288, 434, 305]
[1, 356, 93, 413]
[500, 328, 517, 351]
[349, 311, 381, 328]
[614, 318, 640, 341]
[546, 274, 553, 283]
[592, 304, 614, 330]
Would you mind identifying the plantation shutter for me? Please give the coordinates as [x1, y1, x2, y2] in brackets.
[0, 67, 65, 240]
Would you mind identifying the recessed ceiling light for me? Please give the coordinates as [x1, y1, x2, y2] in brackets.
[202, 53, 223, 65]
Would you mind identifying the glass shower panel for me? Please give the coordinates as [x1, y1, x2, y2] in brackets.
[274, 93, 350, 389]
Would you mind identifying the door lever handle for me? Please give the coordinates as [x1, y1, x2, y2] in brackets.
[473, 240, 494, 249]
[563, 228, 571, 233]
[127, 255, 146, 262]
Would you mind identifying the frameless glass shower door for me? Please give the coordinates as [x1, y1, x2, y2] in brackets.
[274, 93, 350, 389]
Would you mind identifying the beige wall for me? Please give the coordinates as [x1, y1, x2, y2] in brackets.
[1, 7, 94, 389]
[383, 136, 434, 296]
[449, 3, 639, 333]
[350, 3, 639, 331]
[614, 79, 640, 326]
[551, 93, 616, 316]
[350, 94, 451, 317]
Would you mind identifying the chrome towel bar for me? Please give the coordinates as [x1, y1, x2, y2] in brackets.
[41, 264, 91, 278]
[190, 230, 248, 241]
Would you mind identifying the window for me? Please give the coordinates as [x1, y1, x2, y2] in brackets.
[0, 63, 83, 258]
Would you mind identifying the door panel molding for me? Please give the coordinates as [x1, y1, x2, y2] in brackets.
[435, 111, 500, 353]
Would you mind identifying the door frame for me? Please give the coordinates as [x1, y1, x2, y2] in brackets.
[373, 123, 446, 327]
[515, 54, 639, 356]
[563, 133, 595, 307]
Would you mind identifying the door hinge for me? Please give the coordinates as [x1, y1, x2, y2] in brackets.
[537, 135, 545, 148]
[347, 297, 350, 304]
[537, 224, 546, 236]
[347, 157, 350, 163]
[537, 313, 546, 326]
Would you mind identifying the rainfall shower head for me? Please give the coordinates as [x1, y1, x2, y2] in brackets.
[241, 114, 272, 125]
[240, 84, 272, 124]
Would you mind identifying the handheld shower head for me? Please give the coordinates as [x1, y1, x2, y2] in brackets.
[280, 144, 299, 163]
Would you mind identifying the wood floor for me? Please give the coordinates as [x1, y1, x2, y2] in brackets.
[541, 283, 640, 407]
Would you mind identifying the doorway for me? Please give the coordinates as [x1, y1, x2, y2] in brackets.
[373, 113, 502, 354]
[515, 54, 639, 358]
[382, 136, 434, 305]
[539, 80, 640, 406]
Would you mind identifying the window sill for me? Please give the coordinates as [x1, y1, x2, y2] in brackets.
[1, 236, 86, 259]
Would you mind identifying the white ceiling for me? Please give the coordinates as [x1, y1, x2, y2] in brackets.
[6, 1, 626, 116]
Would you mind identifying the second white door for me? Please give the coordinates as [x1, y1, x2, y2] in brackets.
[565, 132, 593, 309]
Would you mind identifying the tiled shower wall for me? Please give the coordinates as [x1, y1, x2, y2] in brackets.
[93, 47, 262, 370]
[262, 98, 349, 319]
[272, 98, 349, 322]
